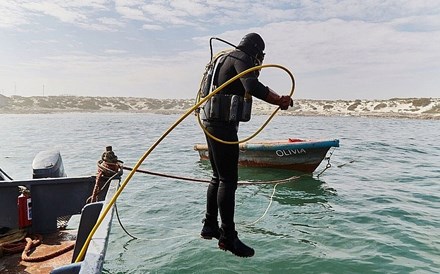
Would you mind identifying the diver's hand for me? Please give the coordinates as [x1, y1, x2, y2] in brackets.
[279, 96, 293, 110]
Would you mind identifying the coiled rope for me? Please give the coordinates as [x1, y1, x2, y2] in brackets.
[21, 234, 74, 263]
[0, 232, 75, 262]
[87, 160, 123, 203]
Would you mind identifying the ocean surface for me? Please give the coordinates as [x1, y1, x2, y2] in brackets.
[1, 113, 439, 274]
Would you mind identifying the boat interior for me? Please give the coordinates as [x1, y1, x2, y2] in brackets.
[0, 149, 117, 274]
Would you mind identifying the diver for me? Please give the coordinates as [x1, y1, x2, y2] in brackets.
[200, 32, 293, 257]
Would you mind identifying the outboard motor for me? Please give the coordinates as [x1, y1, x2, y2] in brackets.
[32, 149, 67, 179]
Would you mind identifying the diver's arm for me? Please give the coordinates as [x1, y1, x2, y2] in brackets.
[264, 88, 293, 110]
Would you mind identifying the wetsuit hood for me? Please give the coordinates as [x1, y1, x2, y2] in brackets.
[237, 33, 265, 63]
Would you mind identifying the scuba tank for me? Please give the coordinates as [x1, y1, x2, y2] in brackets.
[197, 37, 253, 123]
[199, 49, 232, 98]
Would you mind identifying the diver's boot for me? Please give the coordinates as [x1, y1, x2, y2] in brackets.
[218, 228, 255, 257]
[200, 218, 220, 240]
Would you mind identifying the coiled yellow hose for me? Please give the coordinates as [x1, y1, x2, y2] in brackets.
[196, 64, 295, 144]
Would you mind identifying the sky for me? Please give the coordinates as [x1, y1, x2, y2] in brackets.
[0, 0, 439, 100]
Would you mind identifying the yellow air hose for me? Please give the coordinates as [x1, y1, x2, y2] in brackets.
[74, 63, 295, 263]
[196, 64, 295, 144]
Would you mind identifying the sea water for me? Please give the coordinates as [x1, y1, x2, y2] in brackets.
[0, 113, 439, 274]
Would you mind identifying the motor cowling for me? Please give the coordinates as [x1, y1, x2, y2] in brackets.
[32, 149, 66, 179]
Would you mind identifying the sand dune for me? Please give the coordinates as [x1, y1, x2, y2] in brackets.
[0, 94, 438, 119]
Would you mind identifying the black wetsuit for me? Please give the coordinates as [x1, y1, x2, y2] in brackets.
[204, 49, 269, 231]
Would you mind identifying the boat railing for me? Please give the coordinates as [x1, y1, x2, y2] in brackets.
[0, 176, 97, 233]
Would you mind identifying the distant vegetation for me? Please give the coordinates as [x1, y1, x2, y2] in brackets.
[0, 94, 438, 119]
[0, 95, 195, 114]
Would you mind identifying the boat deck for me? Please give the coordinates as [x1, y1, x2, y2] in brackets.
[1, 147, 120, 273]
[1, 229, 76, 274]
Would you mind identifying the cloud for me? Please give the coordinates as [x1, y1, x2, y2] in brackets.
[0, 1, 439, 99]
[98, 17, 126, 28]
[142, 24, 163, 31]
[251, 16, 440, 99]
[104, 49, 128, 54]
[116, 5, 147, 21]
[0, 1, 28, 28]
[22, 2, 86, 24]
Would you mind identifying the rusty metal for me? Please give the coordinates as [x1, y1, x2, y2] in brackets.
[1, 230, 76, 273]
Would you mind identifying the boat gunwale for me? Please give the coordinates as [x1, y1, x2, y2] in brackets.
[0, 176, 96, 187]
[194, 139, 340, 151]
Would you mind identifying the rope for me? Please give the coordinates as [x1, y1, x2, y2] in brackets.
[86, 161, 123, 204]
[122, 165, 300, 185]
[1, 232, 74, 262]
[18, 158, 123, 262]
[113, 171, 302, 241]
[21, 234, 74, 262]
[242, 182, 282, 227]
[0, 228, 27, 256]
[114, 179, 138, 240]
[123, 166, 209, 183]
[0, 161, 122, 263]
[337, 159, 356, 168]
[90, 160, 121, 203]
[241, 173, 314, 227]
[1, 240, 27, 256]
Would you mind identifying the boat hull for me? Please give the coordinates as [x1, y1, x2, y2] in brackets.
[194, 139, 339, 173]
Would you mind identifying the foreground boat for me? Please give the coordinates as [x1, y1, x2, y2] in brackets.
[194, 138, 340, 173]
[0, 147, 122, 274]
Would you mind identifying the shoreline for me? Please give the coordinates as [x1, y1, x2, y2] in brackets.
[0, 95, 439, 120]
[1, 108, 438, 120]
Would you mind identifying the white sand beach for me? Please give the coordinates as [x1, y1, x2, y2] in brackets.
[0, 95, 439, 119]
